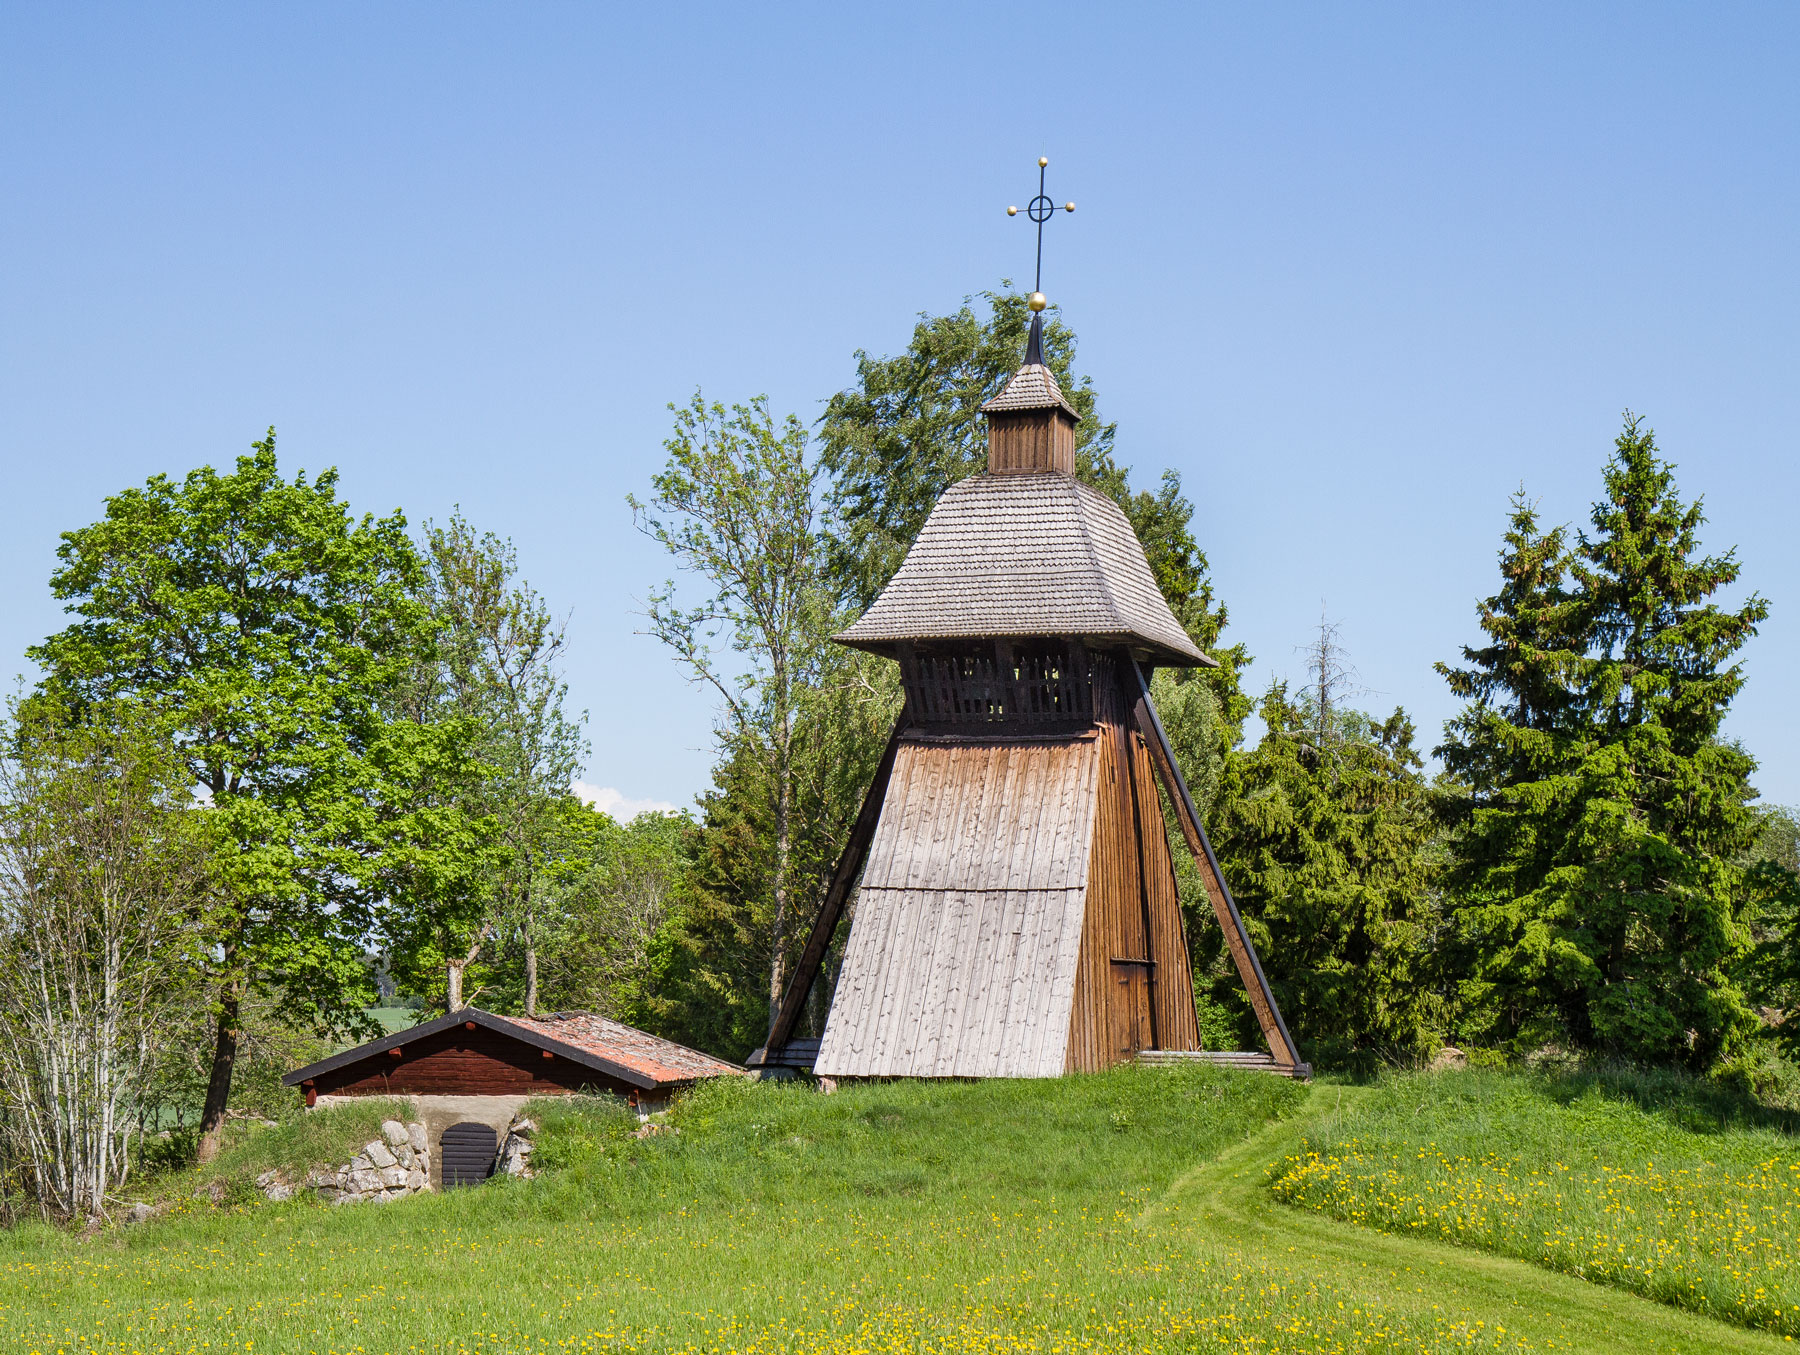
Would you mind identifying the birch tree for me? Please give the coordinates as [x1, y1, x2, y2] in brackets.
[633, 393, 832, 1021]
[387, 513, 585, 1015]
[0, 700, 208, 1219]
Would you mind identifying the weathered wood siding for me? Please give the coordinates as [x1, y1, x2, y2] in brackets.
[813, 735, 1100, 1078]
[309, 1023, 635, 1099]
[988, 409, 1076, 475]
[1065, 661, 1201, 1072]
[1131, 722, 1202, 1053]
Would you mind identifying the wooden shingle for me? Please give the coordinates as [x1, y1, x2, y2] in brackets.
[833, 473, 1211, 667]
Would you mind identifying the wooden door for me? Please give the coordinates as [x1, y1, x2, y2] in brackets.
[1110, 957, 1153, 1057]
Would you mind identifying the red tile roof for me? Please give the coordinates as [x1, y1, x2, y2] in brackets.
[506, 1012, 743, 1087]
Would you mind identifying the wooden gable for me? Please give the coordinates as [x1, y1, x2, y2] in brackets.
[285, 1007, 743, 1103]
[302, 1018, 632, 1099]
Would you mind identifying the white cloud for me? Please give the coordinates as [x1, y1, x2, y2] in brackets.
[571, 781, 680, 822]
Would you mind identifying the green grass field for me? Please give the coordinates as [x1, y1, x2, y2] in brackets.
[366, 1007, 426, 1036]
[1270, 1065, 1800, 1337]
[0, 1065, 1792, 1354]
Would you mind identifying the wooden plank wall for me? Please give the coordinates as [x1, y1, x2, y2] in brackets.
[988, 410, 1076, 475]
[312, 1023, 636, 1099]
[813, 735, 1099, 1078]
[1129, 723, 1202, 1051]
[1065, 654, 1201, 1071]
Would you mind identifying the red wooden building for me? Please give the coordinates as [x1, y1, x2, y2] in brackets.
[284, 1007, 740, 1109]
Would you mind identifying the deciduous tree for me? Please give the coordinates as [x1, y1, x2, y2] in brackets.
[0, 698, 209, 1217]
[387, 513, 585, 1015]
[28, 434, 478, 1159]
[633, 394, 844, 1023]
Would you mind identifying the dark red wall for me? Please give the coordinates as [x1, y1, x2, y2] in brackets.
[310, 1023, 639, 1098]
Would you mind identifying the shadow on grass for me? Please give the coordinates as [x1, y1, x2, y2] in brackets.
[1529, 1060, 1800, 1138]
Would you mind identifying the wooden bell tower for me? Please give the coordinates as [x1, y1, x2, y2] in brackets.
[748, 167, 1305, 1080]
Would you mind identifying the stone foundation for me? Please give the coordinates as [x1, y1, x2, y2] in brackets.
[495, 1112, 537, 1178]
[261, 1105, 547, 1202]
[258, 1117, 434, 1205]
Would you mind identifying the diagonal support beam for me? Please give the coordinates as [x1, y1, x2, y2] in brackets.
[746, 718, 904, 1069]
[1128, 660, 1305, 1072]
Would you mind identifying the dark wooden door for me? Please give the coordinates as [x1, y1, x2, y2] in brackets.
[1110, 958, 1152, 1058]
[440, 1121, 498, 1187]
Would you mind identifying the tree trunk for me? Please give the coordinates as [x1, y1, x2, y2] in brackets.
[525, 945, 538, 1018]
[446, 924, 489, 1013]
[767, 745, 794, 1023]
[195, 980, 242, 1164]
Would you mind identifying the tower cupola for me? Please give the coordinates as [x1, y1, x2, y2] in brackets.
[981, 310, 1081, 474]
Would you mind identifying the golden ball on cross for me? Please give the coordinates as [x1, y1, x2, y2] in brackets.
[1038, 156, 1048, 167]
[1007, 205, 1017, 216]
[1027, 292, 1047, 312]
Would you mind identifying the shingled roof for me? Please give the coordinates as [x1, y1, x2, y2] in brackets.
[834, 471, 1211, 667]
[980, 362, 1080, 419]
[506, 1012, 742, 1085]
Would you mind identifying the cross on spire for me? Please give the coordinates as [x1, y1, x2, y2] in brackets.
[1006, 156, 1075, 310]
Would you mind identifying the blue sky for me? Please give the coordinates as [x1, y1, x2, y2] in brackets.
[3, 4, 1796, 812]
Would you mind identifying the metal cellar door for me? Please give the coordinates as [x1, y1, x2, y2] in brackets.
[440, 1121, 498, 1187]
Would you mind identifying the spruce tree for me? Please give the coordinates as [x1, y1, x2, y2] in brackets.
[1211, 677, 1441, 1066]
[1207, 619, 1441, 1065]
[1435, 493, 1589, 1048]
[1439, 418, 1768, 1065]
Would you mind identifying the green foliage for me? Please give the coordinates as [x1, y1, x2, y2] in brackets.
[383, 510, 587, 1015]
[0, 696, 213, 1215]
[137, 988, 332, 1139]
[633, 394, 904, 1052]
[1210, 682, 1443, 1066]
[26, 434, 487, 1141]
[1741, 807, 1800, 1055]
[632, 393, 830, 720]
[1438, 418, 1770, 1068]
[817, 290, 1242, 675]
[519, 804, 700, 1020]
[810, 289, 1255, 1056]
[642, 645, 897, 1061]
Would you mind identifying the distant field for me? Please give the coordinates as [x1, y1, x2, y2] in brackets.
[0, 1065, 1785, 1354]
[1270, 1066, 1800, 1338]
[365, 1005, 424, 1035]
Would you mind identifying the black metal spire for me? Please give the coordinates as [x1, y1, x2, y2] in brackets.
[1023, 311, 1046, 366]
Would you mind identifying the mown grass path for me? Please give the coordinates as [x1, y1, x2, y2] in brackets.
[1147, 1083, 1786, 1354]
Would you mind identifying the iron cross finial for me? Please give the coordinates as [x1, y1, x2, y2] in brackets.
[1006, 156, 1075, 310]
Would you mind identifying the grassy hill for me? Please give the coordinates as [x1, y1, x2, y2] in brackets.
[0, 1064, 1793, 1354]
[1270, 1064, 1800, 1335]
